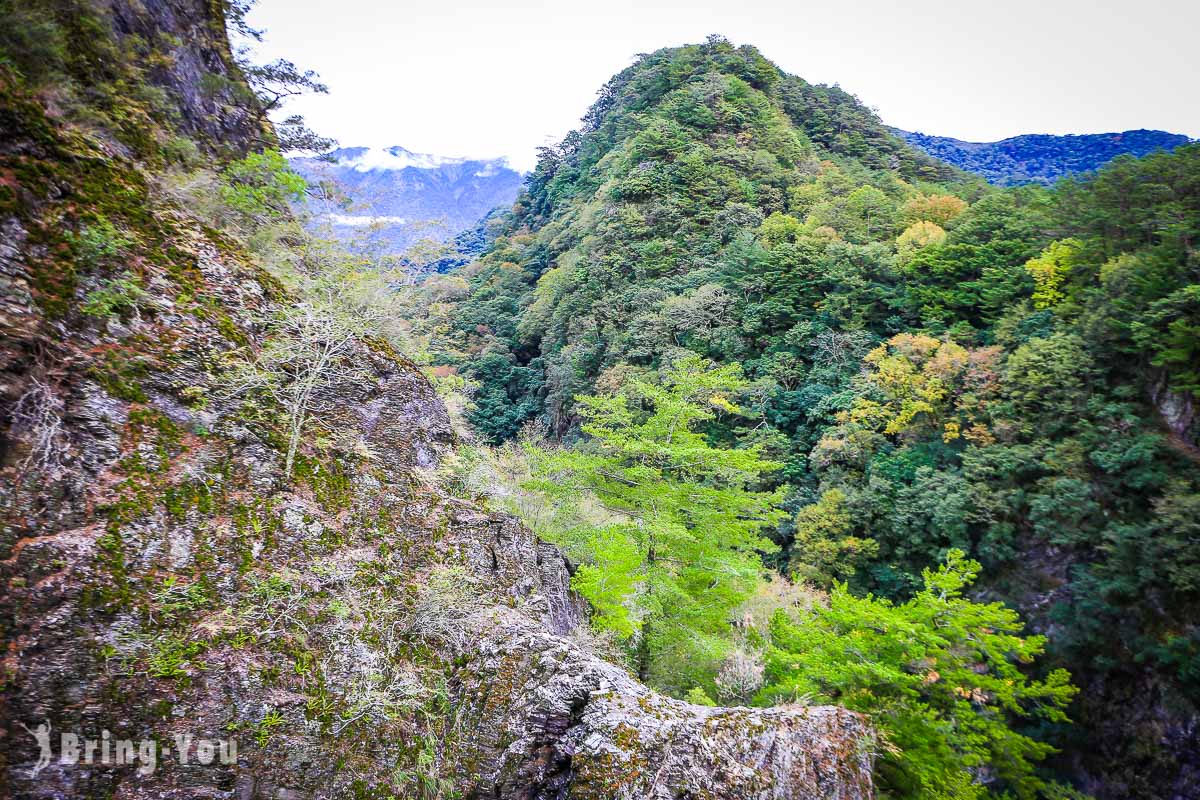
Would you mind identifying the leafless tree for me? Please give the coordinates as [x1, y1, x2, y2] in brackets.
[11, 375, 66, 476]
[812, 328, 874, 370]
[224, 261, 394, 477]
[715, 646, 765, 703]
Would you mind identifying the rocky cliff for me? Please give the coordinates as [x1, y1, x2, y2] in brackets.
[0, 2, 874, 797]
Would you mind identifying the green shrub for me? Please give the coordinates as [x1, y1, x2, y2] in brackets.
[82, 271, 149, 320]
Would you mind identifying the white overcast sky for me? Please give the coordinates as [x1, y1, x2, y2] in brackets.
[246, 0, 1199, 172]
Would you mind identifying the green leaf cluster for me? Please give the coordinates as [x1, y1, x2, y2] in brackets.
[762, 551, 1077, 800]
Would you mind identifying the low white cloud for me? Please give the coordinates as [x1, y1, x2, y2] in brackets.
[326, 214, 409, 226]
[339, 147, 467, 172]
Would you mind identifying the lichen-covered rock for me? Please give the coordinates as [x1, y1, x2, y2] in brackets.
[1151, 369, 1197, 451]
[452, 610, 873, 800]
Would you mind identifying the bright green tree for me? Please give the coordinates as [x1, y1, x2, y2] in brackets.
[526, 355, 785, 687]
[219, 149, 307, 227]
[1024, 238, 1082, 309]
[760, 550, 1078, 800]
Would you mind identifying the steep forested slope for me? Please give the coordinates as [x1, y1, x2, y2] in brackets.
[427, 37, 965, 440]
[420, 37, 1200, 799]
[894, 127, 1192, 185]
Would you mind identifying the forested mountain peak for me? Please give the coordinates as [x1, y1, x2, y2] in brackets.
[520, 37, 961, 225]
[429, 36, 977, 438]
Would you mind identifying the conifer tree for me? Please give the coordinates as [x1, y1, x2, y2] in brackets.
[526, 355, 784, 686]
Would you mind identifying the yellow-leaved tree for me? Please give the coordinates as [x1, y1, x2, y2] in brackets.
[1025, 238, 1083, 309]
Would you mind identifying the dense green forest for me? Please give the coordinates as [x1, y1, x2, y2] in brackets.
[410, 37, 1200, 799]
[893, 128, 1192, 186]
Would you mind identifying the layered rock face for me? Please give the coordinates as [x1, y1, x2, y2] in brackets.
[0, 3, 874, 798]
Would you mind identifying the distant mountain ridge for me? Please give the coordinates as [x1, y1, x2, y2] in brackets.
[892, 128, 1191, 185]
[290, 145, 524, 254]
